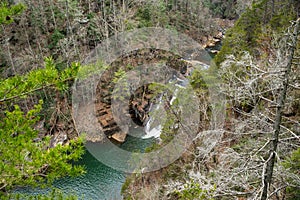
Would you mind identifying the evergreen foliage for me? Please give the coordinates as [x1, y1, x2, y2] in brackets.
[283, 148, 300, 199]
[123, 1, 300, 199]
[174, 181, 215, 200]
[0, 0, 299, 199]
[0, 57, 84, 197]
[214, 0, 298, 66]
[0, 100, 85, 195]
[203, 0, 237, 19]
[0, 1, 25, 25]
[0, 57, 79, 103]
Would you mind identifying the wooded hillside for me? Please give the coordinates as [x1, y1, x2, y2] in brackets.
[0, 0, 299, 199]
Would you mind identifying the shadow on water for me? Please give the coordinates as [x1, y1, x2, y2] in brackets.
[13, 36, 222, 199]
[14, 126, 155, 200]
[205, 41, 222, 58]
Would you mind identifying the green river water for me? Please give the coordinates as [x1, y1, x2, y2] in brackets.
[14, 45, 219, 200]
[15, 127, 155, 200]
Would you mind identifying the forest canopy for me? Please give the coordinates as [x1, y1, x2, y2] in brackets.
[0, 0, 299, 199]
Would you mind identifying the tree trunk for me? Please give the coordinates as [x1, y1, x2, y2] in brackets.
[261, 18, 300, 200]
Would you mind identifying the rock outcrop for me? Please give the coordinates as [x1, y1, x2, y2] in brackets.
[93, 49, 191, 143]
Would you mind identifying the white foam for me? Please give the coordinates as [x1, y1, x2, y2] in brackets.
[142, 125, 162, 139]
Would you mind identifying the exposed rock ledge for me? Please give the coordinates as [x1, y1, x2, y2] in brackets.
[76, 40, 223, 143]
[108, 132, 127, 143]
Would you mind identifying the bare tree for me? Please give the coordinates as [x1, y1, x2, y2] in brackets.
[215, 18, 300, 199]
[261, 17, 300, 200]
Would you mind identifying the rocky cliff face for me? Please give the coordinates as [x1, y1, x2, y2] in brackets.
[81, 29, 226, 143]
[93, 49, 190, 143]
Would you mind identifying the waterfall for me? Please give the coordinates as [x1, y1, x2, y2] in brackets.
[142, 75, 189, 139]
[142, 118, 162, 139]
[142, 94, 164, 139]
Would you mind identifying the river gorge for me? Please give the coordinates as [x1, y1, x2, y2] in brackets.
[14, 33, 222, 200]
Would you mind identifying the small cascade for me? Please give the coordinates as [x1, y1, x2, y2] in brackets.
[142, 75, 190, 139]
[143, 118, 162, 139]
[142, 93, 164, 139]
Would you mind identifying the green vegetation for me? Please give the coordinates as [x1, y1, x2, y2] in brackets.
[0, 0, 299, 199]
[214, 0, 298, 65]
[123, 1, 300, 199]
[0, 4, 85, 194]
[0, 57, 79, 102]
[7, 188, 79, 200]
[48, 30, 65, 50]
[0, 101, 84, 190]
[135, 0, 169, 28]
[203, 0, 237, 19]
[0, 1, 25, 25]
[283, 148, 300, 199]
[0, 57, 85, 198]
[173, 181, 215, 200]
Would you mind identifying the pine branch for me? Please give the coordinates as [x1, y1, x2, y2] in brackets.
[0, 77, 74, 103]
